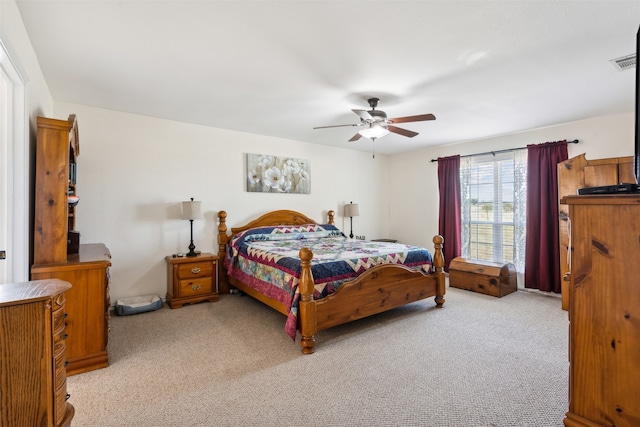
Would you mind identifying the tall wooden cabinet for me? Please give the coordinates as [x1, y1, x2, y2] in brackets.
[31, 115, 111, 376]
[557, 154, 635, 310]
[562, 195, 640, 427]
[0, 279, 74, 427]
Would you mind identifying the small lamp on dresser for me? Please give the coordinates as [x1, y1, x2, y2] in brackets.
[182, 198, 202, 257]
[344, 201, 359, 239]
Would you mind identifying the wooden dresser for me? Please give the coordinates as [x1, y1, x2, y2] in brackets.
[31, 115, 111, 375]
[32, 244, 111, 375]
[562, 195, 640, 427]
[558, 154, 635, 310]
[0, 279, 74, 427]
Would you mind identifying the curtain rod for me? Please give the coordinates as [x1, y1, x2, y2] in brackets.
[430, 139, 579, 162]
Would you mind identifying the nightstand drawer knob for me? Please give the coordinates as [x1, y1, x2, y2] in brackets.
[191, 284, 201, 291]
[191, 267, 201, 274]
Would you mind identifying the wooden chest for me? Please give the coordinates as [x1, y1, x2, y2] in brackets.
[448, 257, 517, 297]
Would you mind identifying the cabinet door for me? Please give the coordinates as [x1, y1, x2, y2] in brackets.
[33, 115, 78, 265]
[50, 267, 107, 364]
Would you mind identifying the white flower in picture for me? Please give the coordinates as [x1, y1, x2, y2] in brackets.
[281, 179, 292, 193]
[284, 159, 301, 175]
[248, 170, 260, 186]
[264, 167, 285, 189]
[246, 153, 311, 194]
[258, 155, 273, 168]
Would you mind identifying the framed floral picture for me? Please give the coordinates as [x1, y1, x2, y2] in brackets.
[246, 153, 311, 194]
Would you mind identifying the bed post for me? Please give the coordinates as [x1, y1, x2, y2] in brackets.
[327, 210, 335, 225]
[433, 235, 446, 307]
[217, 211, 230, 294]
[298, 247, 317, 354]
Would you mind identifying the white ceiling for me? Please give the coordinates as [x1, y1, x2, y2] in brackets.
[15, 0, 640, 155]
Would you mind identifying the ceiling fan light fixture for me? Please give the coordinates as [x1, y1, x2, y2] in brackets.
[358, 123, 389, 139]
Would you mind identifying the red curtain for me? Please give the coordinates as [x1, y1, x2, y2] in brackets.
[525, 141, 568, 292]
[437, 155, 461, 271]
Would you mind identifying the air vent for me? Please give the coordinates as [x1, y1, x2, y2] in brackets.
[610, 53, 636, 71]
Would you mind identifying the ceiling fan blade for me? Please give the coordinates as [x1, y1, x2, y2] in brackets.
[352, 109, 373, 121]
[348, 132, 363, 142]
[389, 113, 436, 124]
[388, 125, 418, 138]
[313, 123, 361, 129]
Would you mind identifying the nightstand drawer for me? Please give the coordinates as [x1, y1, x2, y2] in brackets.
[176, 261, 214, 279]
[179, 277, 213, 296]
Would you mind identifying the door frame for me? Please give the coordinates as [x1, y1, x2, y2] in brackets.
[0, 34, 30, 283]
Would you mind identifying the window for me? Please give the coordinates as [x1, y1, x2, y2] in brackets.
[460, 150, 527, 271]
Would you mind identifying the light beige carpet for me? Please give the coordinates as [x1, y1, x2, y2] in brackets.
[67, 286, 568, 426]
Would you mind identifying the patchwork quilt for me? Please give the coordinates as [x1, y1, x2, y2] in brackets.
[224, 223, 434, 339]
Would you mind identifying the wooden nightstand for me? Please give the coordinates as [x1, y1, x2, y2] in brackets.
[165, 253, 219, 309]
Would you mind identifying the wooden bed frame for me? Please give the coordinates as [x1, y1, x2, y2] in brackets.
[217, 209, 446, 354]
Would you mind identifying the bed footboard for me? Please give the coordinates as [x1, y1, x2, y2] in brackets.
[298, 235, 445, 354]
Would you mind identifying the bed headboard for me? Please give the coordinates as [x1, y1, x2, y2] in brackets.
[229, 209, 331, 235]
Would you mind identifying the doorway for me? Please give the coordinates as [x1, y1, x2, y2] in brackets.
[0, 37, 29, 283]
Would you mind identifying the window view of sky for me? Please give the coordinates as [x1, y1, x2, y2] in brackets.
[463, 156, 519, 263]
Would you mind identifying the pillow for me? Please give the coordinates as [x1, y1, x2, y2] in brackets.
[231, 224, 344, 247]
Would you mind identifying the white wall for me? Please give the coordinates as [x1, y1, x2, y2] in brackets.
[387, 112, 635, 250]
[0, 0, 54, 125]
[54, 102, 390, 302]
[1, 0, 54, 281]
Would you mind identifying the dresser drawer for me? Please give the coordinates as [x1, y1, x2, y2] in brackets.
[54, 380, 70, 426]
[176, 261, 214, 279]
[53, 326, 68, 356]
[52, 306, 67, 333]
[54, 348, 68, 390]
[53, 292, 66, 311]
[179, 277, 213, 296]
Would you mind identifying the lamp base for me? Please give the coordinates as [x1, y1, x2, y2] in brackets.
[186, 219, 198, 256]
[349, 217, 354, 239]
[186, 240, 198, 257]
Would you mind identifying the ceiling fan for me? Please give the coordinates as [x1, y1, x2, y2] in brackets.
[314, 97, 436, 142]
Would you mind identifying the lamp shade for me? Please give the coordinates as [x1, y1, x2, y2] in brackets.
[181, 200, 202, 220]
[344, 202, 360, 218]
